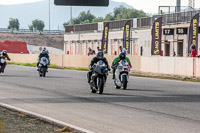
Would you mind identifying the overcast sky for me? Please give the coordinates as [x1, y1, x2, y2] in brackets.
[0, 0, 199, 14]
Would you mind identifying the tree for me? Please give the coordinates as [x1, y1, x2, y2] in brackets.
[63, 6, 148, 26]
[112, 6, 147, 20]
[92, 17, 104, 23]
[29, 19, 45, 34]
[63, 10, 96, 26]
[8, 18, 20, 33]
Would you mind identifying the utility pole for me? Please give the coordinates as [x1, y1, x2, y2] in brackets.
[176, 0, 181, 12]
[70, 6, 73, 25]
[49, 0, 51, 31]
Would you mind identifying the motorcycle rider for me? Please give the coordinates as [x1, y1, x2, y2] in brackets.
[37, 47, 50, 70]
[0, 50, 11, 73]
[111, 52, 132, 79]
[87, 51, 110, 83]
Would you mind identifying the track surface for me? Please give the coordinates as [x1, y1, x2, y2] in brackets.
[0, 65, 200, 133]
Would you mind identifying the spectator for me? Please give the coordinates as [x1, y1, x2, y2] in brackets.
[119, 46, 128, 55]
[173, 51, 176, 57]
[97, 46, 101, 52]
[189, 44, 197, 57]
[88, 47, 95, 56]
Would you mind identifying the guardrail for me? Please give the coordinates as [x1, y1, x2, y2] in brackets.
[0, 28, 65, 35]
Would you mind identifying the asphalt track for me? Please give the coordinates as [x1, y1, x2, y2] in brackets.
[0, 65, 200, 133]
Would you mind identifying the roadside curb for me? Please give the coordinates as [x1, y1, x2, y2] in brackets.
[0, 103, 95, 133]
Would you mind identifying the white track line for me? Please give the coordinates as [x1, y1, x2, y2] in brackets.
[0, 102, 95, 133]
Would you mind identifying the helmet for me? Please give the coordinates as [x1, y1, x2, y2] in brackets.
[42, 49, 47, 54]
[2, 50, 7, 56]
[119, 52, 126, 60]
[96, 51, 104, 59]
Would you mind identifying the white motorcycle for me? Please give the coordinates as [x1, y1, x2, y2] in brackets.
[38, 57, 49, 77]
[114, 60, 131, 90]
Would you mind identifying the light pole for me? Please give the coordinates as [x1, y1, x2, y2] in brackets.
[49, 0, 51, 31]
[70, 6, 73, 25]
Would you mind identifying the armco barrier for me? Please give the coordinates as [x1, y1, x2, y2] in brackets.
[7, 53, 199, 77]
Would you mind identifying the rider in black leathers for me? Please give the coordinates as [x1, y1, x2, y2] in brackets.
[37, 48, 50, 70]
[87, 51, 110, 83]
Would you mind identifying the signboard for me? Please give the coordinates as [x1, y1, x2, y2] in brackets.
[163, 29, 174, 35]
[123, 20, 131, 54]
[151, 17, 162, 55]
[176, 28, 188, 34]
[101, 22, 109, 54]
[54, 0, 109, 6]
[188, 13, 199, 54]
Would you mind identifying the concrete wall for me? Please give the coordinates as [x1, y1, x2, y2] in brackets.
[8, 53, 198, 77]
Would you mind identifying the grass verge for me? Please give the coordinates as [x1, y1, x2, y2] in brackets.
[0, 106, 75, 133]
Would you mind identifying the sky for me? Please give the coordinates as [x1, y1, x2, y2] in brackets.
[0, 0, 42, 5]
[0, 0, 199, 13]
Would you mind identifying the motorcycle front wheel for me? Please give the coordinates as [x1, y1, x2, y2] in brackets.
[122, 75, 128, 90]
[98, 78, 104, 94]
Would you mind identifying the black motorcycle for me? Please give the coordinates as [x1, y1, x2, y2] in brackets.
[0, 58, 6, 74]
[89, 60, 108, 94]
[38, 57, 49, 77]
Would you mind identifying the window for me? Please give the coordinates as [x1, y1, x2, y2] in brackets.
[144, 40, 147, 47]
[133, 38, 139, 44]
[148, 40, 150, 48]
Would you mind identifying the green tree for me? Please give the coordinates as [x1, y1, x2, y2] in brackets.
[29, 19, 45, 34]
[63, 10, 95, 26]
[104, 13, 115, 21]
[8, 18, 20, 33]
[112, 5, 147, 20]
[63, 6, 148, 26]
[92, 17, 104, 23]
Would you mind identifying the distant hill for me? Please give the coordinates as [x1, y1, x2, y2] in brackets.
[0, 0, 133, 30]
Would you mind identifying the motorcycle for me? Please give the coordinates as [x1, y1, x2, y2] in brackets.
[89, 60, 108, 94]
[0, 58, 6, 74]
[38, 57, 49, 77]
[114, 60, 131, 90]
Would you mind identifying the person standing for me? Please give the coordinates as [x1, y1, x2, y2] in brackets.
[189, 44, 197, 57]
[88, 47, 95, 56]
[119, 46, 128, 55]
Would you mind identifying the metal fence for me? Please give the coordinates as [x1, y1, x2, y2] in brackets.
[64, 10, 200, 33]
[0, 28, 65, 35]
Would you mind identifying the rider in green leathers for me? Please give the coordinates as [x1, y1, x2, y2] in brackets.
[111, 52, 132, 79]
